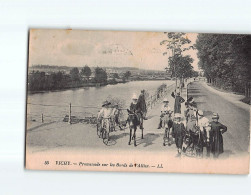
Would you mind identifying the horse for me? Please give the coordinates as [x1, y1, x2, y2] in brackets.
[127, 109, 144, 146]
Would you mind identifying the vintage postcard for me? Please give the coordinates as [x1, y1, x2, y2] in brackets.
[25, 29, 250, 174]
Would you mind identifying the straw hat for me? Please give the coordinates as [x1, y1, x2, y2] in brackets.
[197, 110, 203, 116]
[212, 113, 219, 119]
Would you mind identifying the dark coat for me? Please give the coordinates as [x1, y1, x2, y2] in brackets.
[129, 103, 142, 126]
[173, 122, 186, 149]
[137, 93, 147, 113]
[130, 102, 141, 113]
[209, 121, 227, 157]
[171, 92, 185, 113]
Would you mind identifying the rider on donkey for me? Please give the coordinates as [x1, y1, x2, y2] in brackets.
[129, 94, 143, 129]
[157, 98, 173, 129]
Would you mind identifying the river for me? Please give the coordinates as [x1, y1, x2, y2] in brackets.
[27, 80, 174, 122]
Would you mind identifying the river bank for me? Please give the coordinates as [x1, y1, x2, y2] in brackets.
[28, 78, 172, 94]
[28, 80, 129, 94]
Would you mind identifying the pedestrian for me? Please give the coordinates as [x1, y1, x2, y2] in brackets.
[171, 91, 185, 113]
[137, 90, 147, 120]
[173, 113, 186, 157]
[209, 113, 227, 158]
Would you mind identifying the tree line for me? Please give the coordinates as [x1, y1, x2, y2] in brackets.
[28, 66, 131, 91]
[195, 34, 251, 98]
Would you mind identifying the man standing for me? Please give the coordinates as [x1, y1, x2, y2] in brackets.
[137, 90, 147, 120]
[171, 91, 185, 114]
[209, 113, 227, 158]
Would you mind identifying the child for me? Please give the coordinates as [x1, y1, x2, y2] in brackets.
[173, 113, 186, 157]
[209, 113, 227, 158]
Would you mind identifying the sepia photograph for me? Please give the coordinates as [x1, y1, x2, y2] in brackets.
[25, 29, 250, 174]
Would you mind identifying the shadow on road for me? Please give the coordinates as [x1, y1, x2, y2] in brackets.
[109, 132, 129, 141]
[136, 133, 160, 147]
[28, 121, 56, 131]
[146, 115, 157, 120]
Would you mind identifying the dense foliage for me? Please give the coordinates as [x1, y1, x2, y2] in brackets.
[29, 66, 108, 91]
[80, 65, 92, 81]
[28, 71, 70, 91]
[161, 32, 197, 80]
[195, 34, 251, 94]
[94, 67, 108, 84]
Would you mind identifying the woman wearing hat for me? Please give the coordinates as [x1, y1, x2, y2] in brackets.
[209, 113, 227, 158]
[97, 100, 113, 139]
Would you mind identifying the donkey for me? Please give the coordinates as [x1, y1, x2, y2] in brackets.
[127, 109, 144, 146]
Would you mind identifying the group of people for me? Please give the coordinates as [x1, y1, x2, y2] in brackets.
[158, 91, 228, 158]
[97, 90, 147, 135]
[97, 88, 228, 159]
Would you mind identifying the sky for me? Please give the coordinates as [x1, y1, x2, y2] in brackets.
[29, 29, 199, 71]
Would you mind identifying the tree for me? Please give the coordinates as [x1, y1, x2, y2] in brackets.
[80, 65, 92, 82]
[123, 71, 131, 80]
[160, 32, 195, 88]
[168, 55, 194, 78]
[94, 67, 107, 84]
[113, 73, 120, 79]
[70, 67, 80, 82]
[195, 34, 251, 96]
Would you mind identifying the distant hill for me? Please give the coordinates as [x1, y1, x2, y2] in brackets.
[29, 65, 166, 74]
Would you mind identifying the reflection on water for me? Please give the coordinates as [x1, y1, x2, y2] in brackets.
[27, 80, 174, 121]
